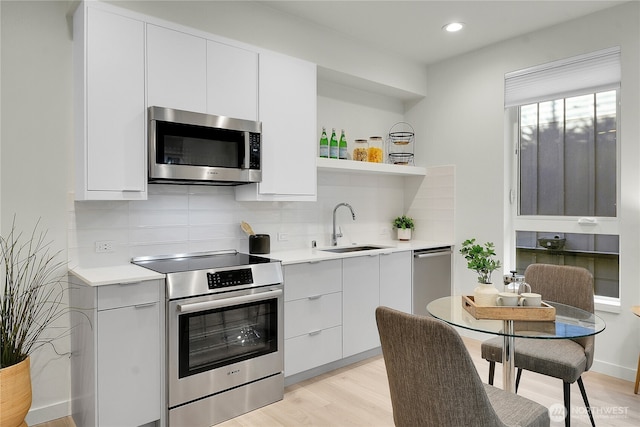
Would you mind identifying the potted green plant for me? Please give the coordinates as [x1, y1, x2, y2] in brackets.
[459, 238, 502, 306]
[0, 218, 68, 427]
[392, 215, 415, 241]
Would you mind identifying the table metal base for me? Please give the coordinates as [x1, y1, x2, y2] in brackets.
[502, 320, 516, 392]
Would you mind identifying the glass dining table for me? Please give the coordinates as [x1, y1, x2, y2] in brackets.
[426, 296, 606, 393]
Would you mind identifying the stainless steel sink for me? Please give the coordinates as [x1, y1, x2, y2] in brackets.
[321, 245, 390, 253]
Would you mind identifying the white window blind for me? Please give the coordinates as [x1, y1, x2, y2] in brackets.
[504, 46, 621, 108]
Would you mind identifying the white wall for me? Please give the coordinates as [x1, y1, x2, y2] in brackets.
[1, 1, 75, 424]
[406, 2, 640, 381]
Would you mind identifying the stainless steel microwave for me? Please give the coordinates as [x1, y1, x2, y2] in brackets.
[148, 106, 261, 185]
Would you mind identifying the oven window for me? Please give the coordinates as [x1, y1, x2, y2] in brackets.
[178, 298, 278, 378]
[156, 121, 244, 168]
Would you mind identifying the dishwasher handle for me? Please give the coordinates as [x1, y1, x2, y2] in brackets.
[414, 247, 452, 259]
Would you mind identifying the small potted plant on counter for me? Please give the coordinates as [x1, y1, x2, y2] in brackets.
[393, 215, 415, 241]
[459, 238, 502, 306]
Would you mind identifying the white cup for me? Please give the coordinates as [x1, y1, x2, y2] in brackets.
[517, 282, 531, 295]
[496, 292, 520, 307]
[520, 292, 542, 307]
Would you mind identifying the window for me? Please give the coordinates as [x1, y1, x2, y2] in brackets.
[507, 48, 621, 300]
[519, 90, 617, 217]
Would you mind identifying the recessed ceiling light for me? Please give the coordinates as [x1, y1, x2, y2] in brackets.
[443, 22, 464, 33]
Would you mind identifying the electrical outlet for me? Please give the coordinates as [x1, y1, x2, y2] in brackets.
[379, 227, 388, 236]
[95, 240, 115, 253]
[277, 232, 289, 241]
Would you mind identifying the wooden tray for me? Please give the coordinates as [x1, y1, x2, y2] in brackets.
[462, 295, 556, 321]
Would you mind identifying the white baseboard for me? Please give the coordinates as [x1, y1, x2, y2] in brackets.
[26, 400, 70, 426]
[591, 359, 637, 382]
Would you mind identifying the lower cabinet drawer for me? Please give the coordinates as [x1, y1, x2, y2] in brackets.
[98, 280, 160, 311]
[285, 326, 342, 376]
[284, 292, 342, 339]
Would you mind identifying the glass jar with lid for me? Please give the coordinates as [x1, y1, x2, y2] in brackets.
[352, 139, 369, 161]
[368, 136, 384, 163]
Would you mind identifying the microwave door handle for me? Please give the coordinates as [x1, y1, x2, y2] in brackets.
[243, 131, 251, 169]
[177, 289, 282, 313]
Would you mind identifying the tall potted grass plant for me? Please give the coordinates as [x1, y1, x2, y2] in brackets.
[0, 218, 68, 427]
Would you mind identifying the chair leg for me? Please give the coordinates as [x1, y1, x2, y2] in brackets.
[488, 361, 495, 385]
[577, 377, 596, 427]
[515, 368, 522, 393]
[635, 353, 640, 394]
[563, 382, 571, 427]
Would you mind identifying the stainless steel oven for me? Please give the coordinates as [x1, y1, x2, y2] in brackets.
[132, 251, 283, 427]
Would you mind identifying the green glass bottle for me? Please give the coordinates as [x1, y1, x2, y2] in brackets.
[329, 128, 339, 159]
[319, 127, 329, 158]
[338, 129, 348, 160]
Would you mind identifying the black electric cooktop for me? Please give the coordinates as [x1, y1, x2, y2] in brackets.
[131, 250, 275, 275]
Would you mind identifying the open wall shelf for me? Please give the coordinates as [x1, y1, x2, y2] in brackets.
[317, 157, 426, 176]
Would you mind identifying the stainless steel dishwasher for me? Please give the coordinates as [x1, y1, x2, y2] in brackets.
[413, 246, 453, 316]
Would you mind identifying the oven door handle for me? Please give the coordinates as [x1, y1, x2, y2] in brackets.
[177, 289, 283, 313]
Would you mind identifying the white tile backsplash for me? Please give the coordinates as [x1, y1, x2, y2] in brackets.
[68, 166, 455, 267]
[407, 165, 455, 242]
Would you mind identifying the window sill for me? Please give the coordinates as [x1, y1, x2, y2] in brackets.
[594, 296, 621, 314]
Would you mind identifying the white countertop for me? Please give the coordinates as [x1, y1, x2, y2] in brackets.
[69, 264, 165, 286]
[266, 240, 453, 265]
[68, 240, 452, 286]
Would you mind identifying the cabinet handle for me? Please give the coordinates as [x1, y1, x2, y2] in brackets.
[308, 294, 322, 300]
[308, 329, 322, 336]
[134, 302, 156, 309]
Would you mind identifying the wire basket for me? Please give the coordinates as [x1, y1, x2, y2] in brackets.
[388, 152, 414, 165]
[388, 122, 415, 146]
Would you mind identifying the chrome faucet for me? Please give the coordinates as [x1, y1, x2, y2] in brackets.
[332, 202, 356, 246]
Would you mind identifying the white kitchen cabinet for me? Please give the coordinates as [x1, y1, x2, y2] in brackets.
[235, 51, 317, 201]
[207, 41, 258, 121]
[283, 260, 342, 376]
[73, 3, 146, 200]
[285, 292, 342, 339]
[342, 255, 380, 357]
[70, 278, 163, 427]
[97, 302, 160, 426]
[147, 24, 207, 113]
[284, 326, 343, 376]
[379, 251, 412, 313]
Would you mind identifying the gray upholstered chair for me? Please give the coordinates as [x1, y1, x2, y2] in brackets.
[481, 264, 595, 427]
[375, 306, 550, 427]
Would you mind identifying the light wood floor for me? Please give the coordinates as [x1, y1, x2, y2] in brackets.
[35, 337, 638, 427]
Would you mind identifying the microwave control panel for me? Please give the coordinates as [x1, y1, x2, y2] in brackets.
[249, 133, 261, 170]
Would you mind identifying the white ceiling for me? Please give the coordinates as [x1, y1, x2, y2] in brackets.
[262, 1, 627, 66]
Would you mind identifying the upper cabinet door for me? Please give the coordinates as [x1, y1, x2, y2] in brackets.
[147, 24, 207, 113]
[75, 5, 146, 200]
[206, 41, 258, 121]
[235, 51, 316, 200]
